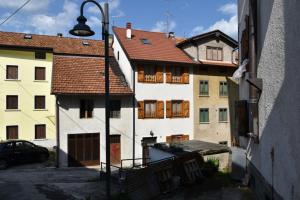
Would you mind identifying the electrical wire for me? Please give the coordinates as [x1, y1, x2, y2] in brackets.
[0, 0, 31, 27]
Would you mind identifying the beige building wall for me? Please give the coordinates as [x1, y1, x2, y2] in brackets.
[193, 68, 234, 145]
[0, 49, 55, 148]
[180, 35, 237, 146]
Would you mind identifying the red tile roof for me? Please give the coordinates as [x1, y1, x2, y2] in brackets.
[113, 27, 195, 64]
[52, 55, 132, 95]
[0, 31, 106, 56]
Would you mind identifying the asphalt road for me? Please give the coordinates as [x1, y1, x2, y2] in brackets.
[0, 167, 118, 200]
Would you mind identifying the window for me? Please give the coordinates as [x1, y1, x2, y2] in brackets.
[34, 96, 45, 109]
[6, 65, 18, 80]
[206, 46, 223, 61]
[35, 67, 46, 80]
[117, 51, 120, 60]
[219, 108, 228, 122]
[219, 81, 228, 96]
[110, 100, 121, 118]
[35, 51, 46, 59]
[199, 108, 209, 123]
[6, 126, 18, 139]
[140, 38, 151, 45]
[166, 66, 189, 84]
[144, 101, 157, 118]
[80, 100, 94, 118]
[171, 100, 183, 117]
[35, 124, 46, 139]
[199, 80, 209, 96]
[6, 95, 18, 109]
[144, 67, 156, 82]
[171, 67, 183, 83]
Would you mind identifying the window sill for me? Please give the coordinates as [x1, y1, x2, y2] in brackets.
[5, 79, 21, 82]
[219, 96, 228, 98]
[34, 138, 47, 141]
[199, 122, 210, 124]
[34, 80, 48, 82]
[33, 109, 48, 111]
[219, 121, 229, 123]
[199, 95, 210, 97]
[5, 109, 21, 112]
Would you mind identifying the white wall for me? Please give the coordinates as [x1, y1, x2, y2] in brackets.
[57, 95, 133, 167]
[238, 0, 300, 199]
[113, 35, 194, 160]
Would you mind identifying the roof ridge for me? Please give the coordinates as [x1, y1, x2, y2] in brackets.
[113, 26, 166, 35]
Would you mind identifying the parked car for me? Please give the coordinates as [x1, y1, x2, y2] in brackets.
[0, 140, 49, 169]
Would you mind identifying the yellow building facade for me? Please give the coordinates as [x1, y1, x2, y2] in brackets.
[0, 49, 56, 148]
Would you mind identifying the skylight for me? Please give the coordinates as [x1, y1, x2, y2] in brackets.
[24, 34, 32, 39]
[140, 38, 151, 45]
[82, 41, 90, 46]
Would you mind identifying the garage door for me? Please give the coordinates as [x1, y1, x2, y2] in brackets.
[68, 133, 100, 167]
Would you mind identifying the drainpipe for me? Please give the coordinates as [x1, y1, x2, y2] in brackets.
[132, 65, 136, 166]
[55, 96, 60, 168]
[247, 0, 261, 142]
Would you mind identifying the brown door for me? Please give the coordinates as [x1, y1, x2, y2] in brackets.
[110, 135, 121, 165]
[68, 133, 100, 167]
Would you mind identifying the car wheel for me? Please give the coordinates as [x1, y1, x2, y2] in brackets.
[0, 160, 7, 170]
[39, 154, 48, 162]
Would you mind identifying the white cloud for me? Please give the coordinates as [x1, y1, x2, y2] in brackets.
[151, 20, 176, 33]
[218, 3, 237, 15]
[190, 3, 238, 39]
[30, 0, 78, 35]
[0, 0, 50, 12]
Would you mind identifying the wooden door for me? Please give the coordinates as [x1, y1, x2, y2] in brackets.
[110, 135, 121, 165]
[68, 133, 100, 167]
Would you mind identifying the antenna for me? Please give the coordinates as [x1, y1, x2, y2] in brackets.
[164, 0, 173, 33]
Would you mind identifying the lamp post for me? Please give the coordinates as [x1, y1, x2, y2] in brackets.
[69, 1, 111, 199]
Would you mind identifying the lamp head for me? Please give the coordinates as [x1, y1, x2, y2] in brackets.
[69, 15, 95, 37]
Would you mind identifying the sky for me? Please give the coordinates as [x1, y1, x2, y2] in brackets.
[0, 0, 238, 40]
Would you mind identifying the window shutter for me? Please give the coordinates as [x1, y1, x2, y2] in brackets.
[156, 101, 164, 118]
[166, 101, 172, 118]
[35, 67, 46, 80]
[166, 66, 172, 83]
[235, 100, 249, 136]
[183, 101, 189, 118]
[7, 65, 18, 79]
[137, 66, 144, 82]
[182, 135, 189, 141]
[166, 136, 171, 143]
[207, 47, 212, 60]
[156, 66, 163, 83]
[138, 101, 145, 119]
[182, 67, 189, 84]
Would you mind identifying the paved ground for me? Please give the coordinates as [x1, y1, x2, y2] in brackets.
[0, 166, 119, 200]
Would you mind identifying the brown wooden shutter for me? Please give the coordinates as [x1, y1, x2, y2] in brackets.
[166, 101, 172, 118]
[166, 66, 172, 83]
[182, 67, 189, 84]
[156, 66, 163, 83]
[166, 136, 171, 143]
[35, 96, 45, 109]
[183, 101, 189, 118]
[35, 67, 46, 80]
[6, 126, 18, 139]
[182, 135, 189, 141]
[6, 65, 18, 79]
[35, 124, 46, 139]
[6, 95, 18, 109]
[207, 47, 212, 60]
[156, 101, 164, 118]
[138, 101, 145, 119]
[137, 66, 145, 82]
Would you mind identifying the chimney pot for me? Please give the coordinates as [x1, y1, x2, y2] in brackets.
[126, 22, 132, 39]
[57, 33, 63, 37]
[168, 32, 175, 39]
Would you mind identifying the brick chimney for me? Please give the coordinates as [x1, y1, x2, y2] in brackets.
[126, 22, 132, 39]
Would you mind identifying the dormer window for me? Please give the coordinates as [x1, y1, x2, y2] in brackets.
[140, 38, 151, 45]
[206, 46, 223, 61]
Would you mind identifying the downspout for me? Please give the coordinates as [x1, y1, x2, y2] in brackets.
[132, 65, 136, 166]
[247, 0, 260, 142]
[55, 96, 60, 168]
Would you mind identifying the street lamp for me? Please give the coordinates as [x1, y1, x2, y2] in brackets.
[69, 1, 111, 199]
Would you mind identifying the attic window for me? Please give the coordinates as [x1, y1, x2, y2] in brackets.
[140, 38, 151, 45]
[24, 34, 32, 39]
[82, 41, 90, 46]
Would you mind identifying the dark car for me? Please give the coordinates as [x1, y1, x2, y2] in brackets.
[0, 140, 49, 169]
